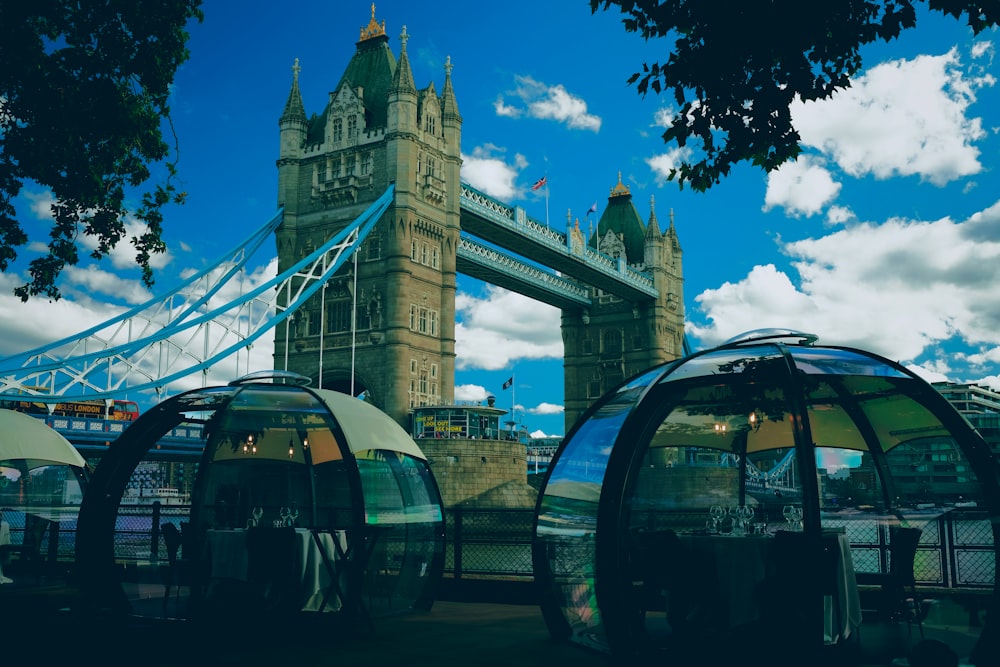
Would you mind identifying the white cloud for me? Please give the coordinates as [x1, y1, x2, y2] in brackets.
[826, 206, 856, 226]
[0, 255, 278, 399]
[763, 156, 842, 217]
[496, 75, 601, 132]
[792, 48, 994, 185]
[455, 384, 490, 402]
[62, 265, 152, 305]
[652, 106, 675, 129]
[971, 39, 994, 63]
[455, 285, 562, 370]
[646, 147, 693, 185]
[21, 188, 174, 273]
[526, 402, 564, 416]
[493, 96, 521, 118]
[0, 272, 128, 357]
[689, 202, 1000, 375]
[460, 145, 528, 200]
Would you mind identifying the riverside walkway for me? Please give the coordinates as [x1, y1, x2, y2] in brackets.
[5, 595, 611, 667]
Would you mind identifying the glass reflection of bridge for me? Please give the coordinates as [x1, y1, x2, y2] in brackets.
[0, 183, 679, 409]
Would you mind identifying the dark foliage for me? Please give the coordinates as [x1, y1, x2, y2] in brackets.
[0, 1, 204, 300]
[591, 1, 999, 192]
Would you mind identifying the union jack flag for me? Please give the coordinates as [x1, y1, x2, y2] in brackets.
[531, 176, 547, 191]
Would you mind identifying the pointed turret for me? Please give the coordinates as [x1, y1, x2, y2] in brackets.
[442, 56, 461, 123]
[391, 25, 417, 95]
[666, 208, 682, 253]
[279, 59, 307, 160]
[280, 58, 306, 124]
[644, 194, 664, 269]
[388, 25, 418, 136]
[441, 55, 462, 151]
[645, 194, 661, 239]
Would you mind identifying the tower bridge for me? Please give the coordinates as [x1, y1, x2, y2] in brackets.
[0, 7, 688, 440]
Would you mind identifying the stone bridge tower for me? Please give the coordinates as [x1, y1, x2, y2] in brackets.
[274, 8, 462, 429]
[561, 175, 685, 431]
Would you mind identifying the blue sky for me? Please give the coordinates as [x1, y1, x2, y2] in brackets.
[4, 2, 1000, 439]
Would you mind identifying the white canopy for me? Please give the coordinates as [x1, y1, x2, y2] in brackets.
[313, 389, 427, 460]
[0, 408, 87, 469]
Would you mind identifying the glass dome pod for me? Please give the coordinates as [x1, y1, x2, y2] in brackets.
[0, 409, 89, 590]
[75, 372, 445, 625]
[532, 330, 1000, 665]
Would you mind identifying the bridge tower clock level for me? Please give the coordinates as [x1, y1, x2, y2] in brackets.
[274, 9, 462, 430]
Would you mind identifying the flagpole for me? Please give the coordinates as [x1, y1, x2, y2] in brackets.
[545, 184, 550, 228]
[511, 371, 515, 434]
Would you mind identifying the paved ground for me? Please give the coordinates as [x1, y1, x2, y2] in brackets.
[1, 581, 988, 667]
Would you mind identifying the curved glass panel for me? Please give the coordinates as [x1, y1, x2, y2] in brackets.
[355, 450, 443, 614]
[617, 369, 797, 656]
[789, 347, 910, 378]
[536, 370, 659, 651]
[0, 461, 85, 588]
[659, 346, 782, 383]
[542, 337, 998, 664]
[197, 385, 338, 531]
[186, 384, 444, 620]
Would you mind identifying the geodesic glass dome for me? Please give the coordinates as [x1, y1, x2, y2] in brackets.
[532, 329, 1000, 664]
[75, 371, 444, 624]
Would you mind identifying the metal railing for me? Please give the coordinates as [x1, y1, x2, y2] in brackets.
[2, 505, 994, 590]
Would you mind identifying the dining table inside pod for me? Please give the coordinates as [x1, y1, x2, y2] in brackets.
[636, 526, 863, 645]
[203, 524, 349, 612]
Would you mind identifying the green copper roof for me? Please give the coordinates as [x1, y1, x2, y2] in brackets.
[589, 174, 648, 263]
[305, 17, 398, 146]
[338, 33, 396, 127]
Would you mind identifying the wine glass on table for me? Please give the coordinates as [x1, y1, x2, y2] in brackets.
[280, 506, 291, 527]
[251, 506, 263, 527]
[782, 505, 795, 531]
[737, 505, 754, 534]
[289, 507, 299, 527]
[709, 504, 724, 533]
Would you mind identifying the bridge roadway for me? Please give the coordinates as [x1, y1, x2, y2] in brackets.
[36, 415, 204, 461]
[458, 183, 659, 307]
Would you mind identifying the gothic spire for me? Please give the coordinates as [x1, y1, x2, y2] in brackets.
[280, 58, 306, 123]
[391, 25, 416, 94]
[645, 194, 661, 238]
[442, 55, 461, 122]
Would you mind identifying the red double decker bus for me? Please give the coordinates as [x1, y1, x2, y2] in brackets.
[1, 398, 140, 421]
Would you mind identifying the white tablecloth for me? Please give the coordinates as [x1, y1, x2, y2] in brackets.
[205, 528, 347, 612]
[825, 533, 863, 644]
[0, 520, 11, 584]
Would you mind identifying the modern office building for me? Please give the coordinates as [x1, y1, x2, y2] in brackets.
[934, 381, 1000, 460]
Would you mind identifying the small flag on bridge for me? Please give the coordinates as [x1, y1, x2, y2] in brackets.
[531, 176, 547, 191]
[502, 376, 513, 390]
[586, 201, 598, 217]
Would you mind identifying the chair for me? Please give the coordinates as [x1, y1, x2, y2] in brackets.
[632, 529, 711, 635]
[1, 514, 50, 580]
[871, 526, 927, 638]
[245, 526, 299, 615]
[758, 531, 843, 652]
[160, 522, 184, 609]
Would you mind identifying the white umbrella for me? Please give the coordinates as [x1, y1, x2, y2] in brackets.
[0, 408, 87, 470]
